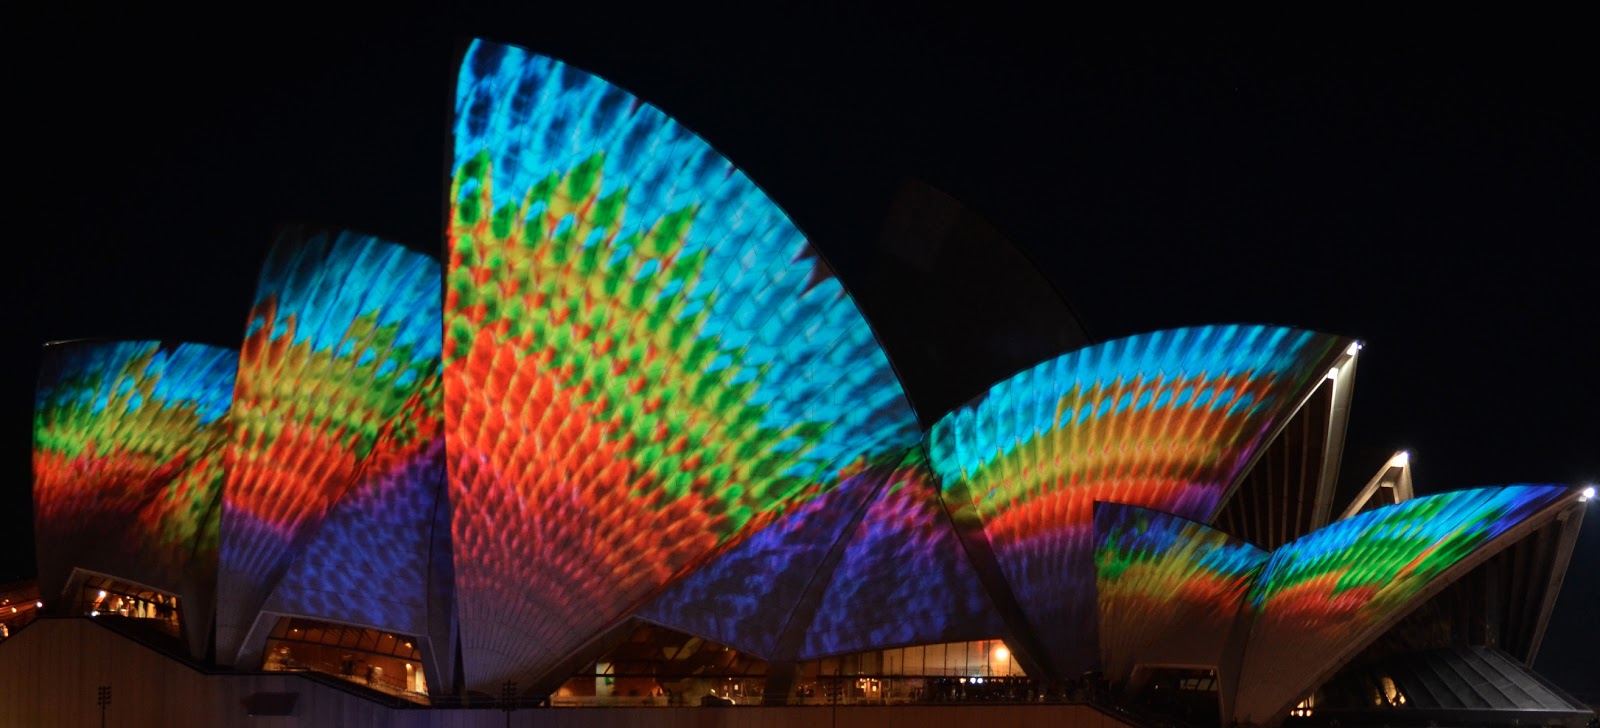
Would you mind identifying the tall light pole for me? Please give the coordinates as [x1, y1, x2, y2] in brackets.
[96, 685, 111, 728]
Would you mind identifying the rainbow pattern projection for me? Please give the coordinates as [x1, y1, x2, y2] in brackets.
[1247, 485, 1567, 637]
[33, 340, 237, 589]
[803, 448, 1006, 659]
[1093, 503, 1266, 682]
[638, 460, 898, 658]
[446, 39, 919, 688]
[218, 229, 441, 661]
[927, 325, 1346, 671]
[1235, 485, 1569, 722]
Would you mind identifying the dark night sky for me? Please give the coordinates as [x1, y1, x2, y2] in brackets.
[7, 7, 1595, 693]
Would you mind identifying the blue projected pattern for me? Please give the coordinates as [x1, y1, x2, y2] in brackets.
[452, 43, 914, 467]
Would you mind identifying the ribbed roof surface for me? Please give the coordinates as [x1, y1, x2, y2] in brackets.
[1322, 645, 1591, 717]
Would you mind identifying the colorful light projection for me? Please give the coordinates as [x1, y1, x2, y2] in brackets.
[638, 459, 898, 659]
[1234, 485, 1571, 724]
[33, 340, 237, 592]
[927, 325, 1348, 673]
[1248, 485, 1568, 634]
[446, 39, 920, 689]
[1093, 503, 1266, 684]
[255, 409, 447, 647]
[218, 228, 442, 663]
[802, 449, 1006, 659]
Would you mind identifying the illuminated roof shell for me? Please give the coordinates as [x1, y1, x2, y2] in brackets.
[444, 40, 920, 691]
[1093, 502, 1267, 699]
[16, 38, 1590, 727]
[32, 339, 237, 655]
[216, 228, 444, 666]
[927, 324, 1351, 673]
[1232, 484, 1575, 725]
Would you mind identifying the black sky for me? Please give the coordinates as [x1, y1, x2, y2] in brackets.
[7, 7, 1595, 693]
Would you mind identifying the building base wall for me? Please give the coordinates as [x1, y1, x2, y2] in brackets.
[0, 618, 1137, 728]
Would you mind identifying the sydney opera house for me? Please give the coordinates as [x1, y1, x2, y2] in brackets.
[1, 38, 1592, 728]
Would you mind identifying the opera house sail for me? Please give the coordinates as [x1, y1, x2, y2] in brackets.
[32, 340, 237, 657]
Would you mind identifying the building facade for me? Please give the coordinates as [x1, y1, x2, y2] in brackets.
[8, 38, 1592, 728]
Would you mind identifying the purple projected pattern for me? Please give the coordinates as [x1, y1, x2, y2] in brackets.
[257, 426, 448, 654]
[637, 462, 896, 658]
[802, 450, 1006, 659]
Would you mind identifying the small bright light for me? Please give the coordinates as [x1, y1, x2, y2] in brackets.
[1581, 486, 1595, 502]
[35, 601, 42, 609]
[97, 590, 107, 599]
[994, 646, 1009, 662]
[90, 611, 99, 617]
[1392, 451, 1409, 467]
[1347, 342, 1361, 356]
